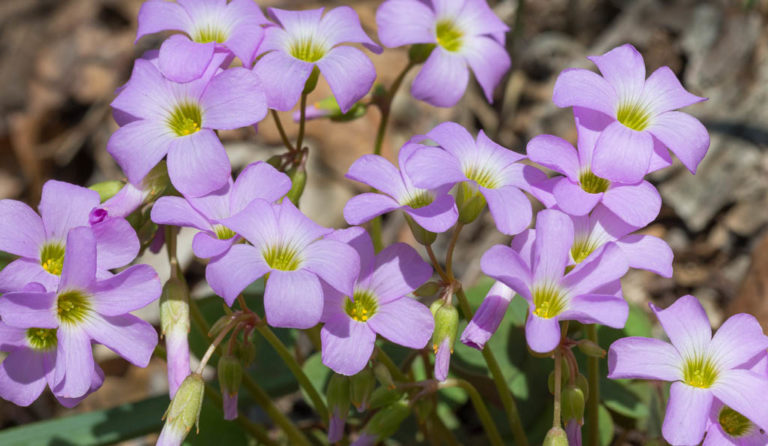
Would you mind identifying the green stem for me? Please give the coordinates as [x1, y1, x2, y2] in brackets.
[370, 213, 383, 253]
[586, 324, 600, 446]
[253, 321, 330, 423]
[455, 287, 529, 446]
[271, 110, 294, 152]
[440, 379, 504, 446]
[203, 383, 277, 446]
[373, 62, 415, 156]
[553, 345, 563, 428]
[295, 93, 308, 152]
[444, 224, 464, 281]
[241, 374, 311, 446]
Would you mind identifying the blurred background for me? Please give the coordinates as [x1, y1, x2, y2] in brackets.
[1, 0, 768, 443]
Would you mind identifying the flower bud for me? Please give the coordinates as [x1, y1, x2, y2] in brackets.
[157, 373, 205, 446]
[303, 66, 320, 95]
[266, 155, 283, 169]
[431, 301, 459, 381]
[369, 386, 405, 410]
[547, 358, 571, 395]
[577, 340, 606, 358]
[373, 362, 395, 389]
[575, 373, 589, 401]
[218, 355, 242, 420]
[350, 367, 376, 412]
[160, 278, 190, 398]
[143, 160, 173, 202]
[89, 180, 125, 202]
[404, 214, 436, 245]
[326, 374, 351, 443]
[455, 182, 486, 225]
[562, 385, 585, 423]
[543, 426, 569, 446]
[460, 282, 515, 350]
[413, 281, 441, 298]
[235, 337, 257, 367]
[286, 165, 307, 206]
[355, 400, 410, 445]
[566, 419, 582, 446]
[408, 43, 436, 65]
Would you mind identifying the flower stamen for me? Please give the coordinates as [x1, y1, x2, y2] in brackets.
[167, 103, 203, 137]
[40, 242, 65, 276]
[344, 289, 379, 322]
[435, 19, 463, 52]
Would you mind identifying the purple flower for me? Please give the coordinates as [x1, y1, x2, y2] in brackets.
[0, 180, 139, 293]
[405, 122, 546, 236]
[0, 227, 161, 399]
[136, 0, 269, 82]
[254, 7, 381, 113]
[376, 0, 510, 107]
[89, 182, 145, 224]
[151, 161, 291, 259]
[527, 132, 661, 228]
[553, 44, 709, 183]
[460, 281, 515, 351]
[205, 199, 360, 327]
[482, 209, 629, 353]
[319, 227, 434, 376]
[108, 52, 267, 197]
[704, 401, 768, 446]
[344, 142, 458, 233]
[608, 295, 768, 445]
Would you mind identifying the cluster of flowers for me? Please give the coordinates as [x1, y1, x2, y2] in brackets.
[0, 0, 765, 446]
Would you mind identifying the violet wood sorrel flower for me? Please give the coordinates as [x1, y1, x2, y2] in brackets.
[206, 199, 360, 328]
[376, 0, 510, 107]
[460, 281, 515, 351]
[0, 180, 139, 293]
[254, 7, 381, 113]
[405, 121, 546, 236]
[609, 295, 768, 445]
[136, 0, 269, 82]
[319, 227, 434, 376]
[344, 142, 459, 233]
[553, 44, 709, 183]
[151, 161, 291, 259]
[482, 209, 630, 353]
[527, 132, 662, 228]
[108, 53, 267, 197]
[0, 227, 161, 399]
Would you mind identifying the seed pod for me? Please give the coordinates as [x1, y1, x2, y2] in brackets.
[286, 165, 307, 206]
[157, 374, 205, 446]
[404, 214, 437, 245]
[361, 400, 410, 442]
[413, 281, 441, 298]
[455, 182, 487, 224]
[577, 339, 606, 358]
[350, 367, 376, 412]
[562, 385, 585, 423]
[430, 301, 459, 353]
[543, 426, 569, 446]
[373, 362, 395, 389]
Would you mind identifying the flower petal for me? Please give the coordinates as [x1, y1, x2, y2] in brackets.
[607, 336, 682, 381]
[650, 295, 712, 360]
[264, 270, 323, 329]
[405, 193, 459, 233]
[481, 245, 532, 300]
[206, 244, 269, 306]
[253, 50, 313, 111]
[375, 0, 435, 47]
[425, 121, 477, 161]
[712, 369, 768, 432]
[92, 217, 140, 271]
[346, 154, 406, 198]
[0, 200, 44, 259]
[136, 0, 191, 41]
[552, 68, 617, 117]
[60, 227, 97, 291]
[482, 185, 532, 236]
[220, 199, 278, 248]
[601, 181, 661, 228]
[368, 243, 432, 304]
[110, 59, 175, 121]
[276, 200, 332, 249]
[201, 67, 268, 129]
[151, 196, 211, 230]
[525, 312, 561, 354]
[90, 265, 162, 316]
[562, 243, 628, 296]
[321, 315, 376, 376]
[39, 181, 100, 242]
[460, 282, 515, 350]
[562, 293, 629, 328]
[644, 66, 706, 114]
[553, 178, 602, 217]
[54, 326, 94, 398]
[0, 349, 47, 407]
[343, 193, 401, 226]
[159, 35, 215, 83]
[223, 0, 268, 66]
[411, 49, 469, 107]
[324, 227, 375, 282]
[83, 313, 157, 367]
[588, 44, 645, 99]
[663, 382, 712, 446]
[303, 240, 360, 296]
[615, 234, 673, 277]
[0, 291, 57, 329]
[462, 36, 510, 103]
[318, 6, 381, 53]
[369, 297, 433, 349]
[167, 129, 231, 197]
[230, 161, 291, 213]
[434, 337, 451, 381]
[648, 111, 710, 174]
[532, 209, 573, 284]
[192, 232, 235, 259]
[708, 313, 768, 371]
[526, 135, 580, 180]
[403, 146, 465, 190]
[592, 121, 654, 184]
[317, 46, 376, 113]
[107, 119, 174, 187]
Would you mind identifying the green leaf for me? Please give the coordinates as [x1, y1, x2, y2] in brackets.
[598, 404, 615, 446]
[300, 352, 331, 411]
[0, 395, 167, 446]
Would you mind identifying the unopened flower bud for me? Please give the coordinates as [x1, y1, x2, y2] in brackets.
[326, 374, 351, 443]
[142, 160, 173, 202]
[89, 180, 125, 202]
[157, 373, 205, 446]
[577, 339, 606, 358]
[353, 400, 410, 446]
[408, 43, 436, 65]
[455, 182, 487, 224]
[562, 385, 585, 423]
[235, 337, 257, 367]
[543, 426, 569, 446]
[547, 358, 571, 395]
[350, 367, 376, 412]
[431, 301, 459, 381]
[217, 355, 242, 420]
[160, 278, 190, 398]
[413, 281, 441, 298]
[303, 66, 321, 95]
[369, 386, 405, 410]
[266, 155, 283, 169]
[404, 214, 436, 245]
[373, 362, 395, 389]
[286, 165, 307, 206]
[575, 374, 589, 401]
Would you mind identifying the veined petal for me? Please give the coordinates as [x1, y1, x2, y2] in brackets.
[106, 119, 174, 187]
[532, 209, 573, 284]
[591, 121, 653, 184]
[223, 0, 268, 66]
[552, 68, 617, 117]
[220, 199, 278, 248]
[462, 35, 510, 103]
[0, 200, 45, 258]
[648, 111, 710, 174]
[588, 44, 645, 99]
[346, 154, 406, 199]
[561, 294, 628, 328]
[651, 295, 712, 360]
[608, 336, 683, 381]
[405, 193, 459, 233]
[712, 369, 768, 432]
[324, 227, 375, 283]
[39, 180, 100, 242]
[663, 382, 712, 445]
[0, 349, 47, 407]
[369, 297, 433, 348]
[91, 264, 162, 316]
[275, 200, 332, 249]
[526, 312, 561, 354]
[53, 325, 94, 398]
[343, 193, 401, 225]
[615, 234, 673, 277]
[0, 291, 57, 329]
[0, 260, 52, 293]
[573, 106, 613, 167]
[368, 243, 432, 304]
[267, 8, 324, 36]
[303, 240, 360, 296]
[0, 323, 29, 350]
[375, 0, 436, 47]
[318, 6, 381, 53]
[60, 227, 97, 291]
[166, 129, 231, 197]
[526, 135, 580, 180]
[187, 181, 232, 222]
[206, 244, 269, 306]
[192, 232, 235, 259]
[317, 46, 376, 113]
[708, 313, 768, 371]
[426, 121, 477, 161]
[321, 315, 376, 376]
[553, 178, 602, 217]
[83, 313, 157, 367]
[264, 270, 323, 329]
[136, 0, 191, 41]
[482, 185, 532, 236]
[411, 49, 469, 107]
[481, 245, 532, 300]
[461, 282, 515, 350]
[403, 146, 465, 190]
[601, 181, 661, 228]
[230, 161, 291, 213]
[643, 66, 706, 114]
[158, 35, 215, 83]
[151, 196, 211, 231]
[200, 67, 268, 129]
[110, 59, 175, 121]
[92, 217, 140, 271]
[562, 243, 628, 296]
[253, 50, 314, 111]
[457, 0, 510, 37]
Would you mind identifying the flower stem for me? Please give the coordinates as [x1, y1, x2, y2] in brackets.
[203, 382, 277, 446]
[373, 61, 415, 156]
[253, 320, 330, 423]
[271, 110, 295, 152]
[553, 345, 563, 429]
[455, 287, 529, 446]
[585, 324, 600, 446]
[370, 213, 383, 253]
[295, 92, 308, 152]
[444, 224, 464, 281]
[241, 373, 312, 446]
[425, 244, 448, 283]
[196, 315, 238, 374]
[440, 379, 504, 446]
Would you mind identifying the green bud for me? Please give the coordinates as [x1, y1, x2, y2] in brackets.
[89, 180, 125, 203]
[302, 66, 320, 95]
[326, 374, 351, 413]
[430, 301, 459, 354]
[373, 362, 395, 389]
[546, 358, 571, 395]
[235, 336, 257, 367]
[562, 385, 585, 422]
[350, 367, 376, 411]
[413, 281, 441, 298]
[543, 426, 569, 446]
[414, 397, 434, 421]
[162, 373, 205, 440]
[363, 400, 410, 440]
[142, 160, 173, 202]
[160, 279, 189, 337]
[577, 339, 606, 358]
[137, 220, 158, 248]
[266, 155, 283, 169]
[208, 314, 232, 339]
[408, 43, 436, 65]
[218, 355, 243, 397]
[330, 102, 368, 122]
[455, 182, 487, 224]
[369, 386, 405, 410]
[286, 165, 307, 206]
[404, 214, 437, 245]
[575, 374, 589, 401]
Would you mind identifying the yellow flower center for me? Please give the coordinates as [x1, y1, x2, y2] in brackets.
[616, 101, 652, 131]
[263, 244, 301, 271]
[213, 224, 236, 240]
[578, 170, 611, 194]
[464, 165, 500, 189]
[402, 190, 434, 209]
[718, 406, 753, 438]
[26, 328, 58, 351]
[40, 242, 65, 276]
[289, 38, 327, 62]
[344, 289, 378, 322]
[167, 103, 203, 137]
[435, 19, 463, 52]
[192, 25, 227, 44]
[532, 284, 568, 319]
[682, 355, 719, 388]
[570, 236, 600, 264]
[57, 290, 92, 325]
